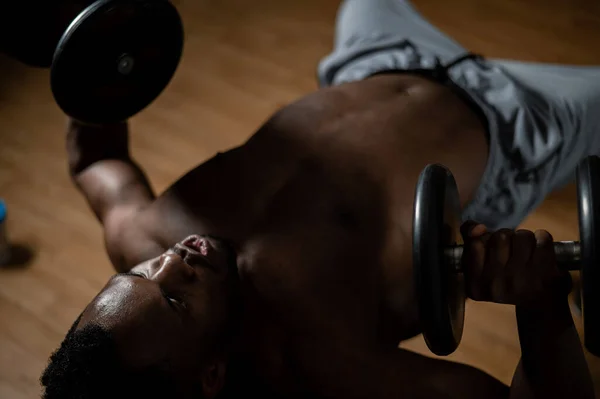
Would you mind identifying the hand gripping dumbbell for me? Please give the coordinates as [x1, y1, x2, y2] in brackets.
[1, 0, 183, 125]
[412, 156, 600, 357]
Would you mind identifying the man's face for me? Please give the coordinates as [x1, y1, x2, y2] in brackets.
[76, 235, 240, 390]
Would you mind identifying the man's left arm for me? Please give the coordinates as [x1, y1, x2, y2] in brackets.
[67, 119, 164, 271]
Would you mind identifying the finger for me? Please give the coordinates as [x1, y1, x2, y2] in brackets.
[460, 221, 487, 240]
[530, 230, 569, 301]
[463, 233, 489, 301]
[533, 229, 556, 272]
[536, 230, 573, 296]
[534, 229, 553, 244]
[485, 229, 514, 302]
[510, 230, 537, 266]
[505, 229, 537, 303]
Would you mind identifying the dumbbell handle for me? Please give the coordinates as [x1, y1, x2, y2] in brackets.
[445, 241, 581, 272]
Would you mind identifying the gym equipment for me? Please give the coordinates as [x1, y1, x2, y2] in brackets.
[1, 0, 184, 124]
[413, 156, 600, 357]
[0, 200, 9, 265]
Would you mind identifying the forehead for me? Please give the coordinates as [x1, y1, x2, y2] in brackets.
[79, 274, 163, 331]
[78, 276, 183, 366]
[98, 276, 151, 315]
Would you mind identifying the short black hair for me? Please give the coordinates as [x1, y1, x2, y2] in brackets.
[40, 316, 204, 399]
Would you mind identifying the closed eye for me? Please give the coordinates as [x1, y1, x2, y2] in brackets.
[161, 288, 187, 311]
[121, 272, 187, 311]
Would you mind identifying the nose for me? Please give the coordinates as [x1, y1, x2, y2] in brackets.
[153, 251, 196, 287]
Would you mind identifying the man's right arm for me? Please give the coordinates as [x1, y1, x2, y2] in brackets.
[67, 119, 164, 271]
[509, 298, 594, 399]
[507, 232, 594, 399]
[292, 225, 594, 399]
[462, 224, 594, 399]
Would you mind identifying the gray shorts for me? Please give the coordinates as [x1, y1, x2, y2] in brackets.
[318, 0, 600, 229]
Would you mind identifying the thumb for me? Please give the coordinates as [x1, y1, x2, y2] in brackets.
[460, 221, 487, 241]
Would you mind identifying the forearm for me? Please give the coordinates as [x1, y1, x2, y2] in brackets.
[510, 299, 594, 399]
[66, 119, 154, 222]
[67, 119, 130, 175]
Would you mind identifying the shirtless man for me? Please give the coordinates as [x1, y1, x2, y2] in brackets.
[40, 1, 600, 398]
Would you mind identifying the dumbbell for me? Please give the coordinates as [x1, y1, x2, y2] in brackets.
[412, 156, 600, 357]
[1, 0, 183, 125]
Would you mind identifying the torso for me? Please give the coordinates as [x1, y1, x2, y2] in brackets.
[131, 73, 489, 395]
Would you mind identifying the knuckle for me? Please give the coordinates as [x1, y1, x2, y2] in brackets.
[515, 229, 536, 245]
[510, 230, 536, 263]
[534, 229, 553, 245]
[494, 229, 514, 241]
[490, 229, 514, 249]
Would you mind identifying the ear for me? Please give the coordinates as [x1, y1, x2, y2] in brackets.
[201, 360, 227, 399]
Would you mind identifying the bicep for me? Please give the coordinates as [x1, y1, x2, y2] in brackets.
[103, 205, 165, 272]
[75, 159, 163, 270]
[74, 159, 155, 222]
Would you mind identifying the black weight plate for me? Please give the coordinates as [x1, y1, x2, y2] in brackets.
[576, 156, 600, 357]
[413, 164, 465, 356]
[51, 0, 184, 124]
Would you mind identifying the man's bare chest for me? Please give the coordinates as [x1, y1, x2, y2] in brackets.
[146, 143, 397, 324]
[148, 157, 397, 394]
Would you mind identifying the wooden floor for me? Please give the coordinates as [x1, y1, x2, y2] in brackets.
[1, 0, 600, 397]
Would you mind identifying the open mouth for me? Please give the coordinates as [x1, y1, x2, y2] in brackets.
[174, 235, 228, 273]
[183, 235, 209, 255]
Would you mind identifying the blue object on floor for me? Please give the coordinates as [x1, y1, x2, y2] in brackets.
[0, 200, 6, 223]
